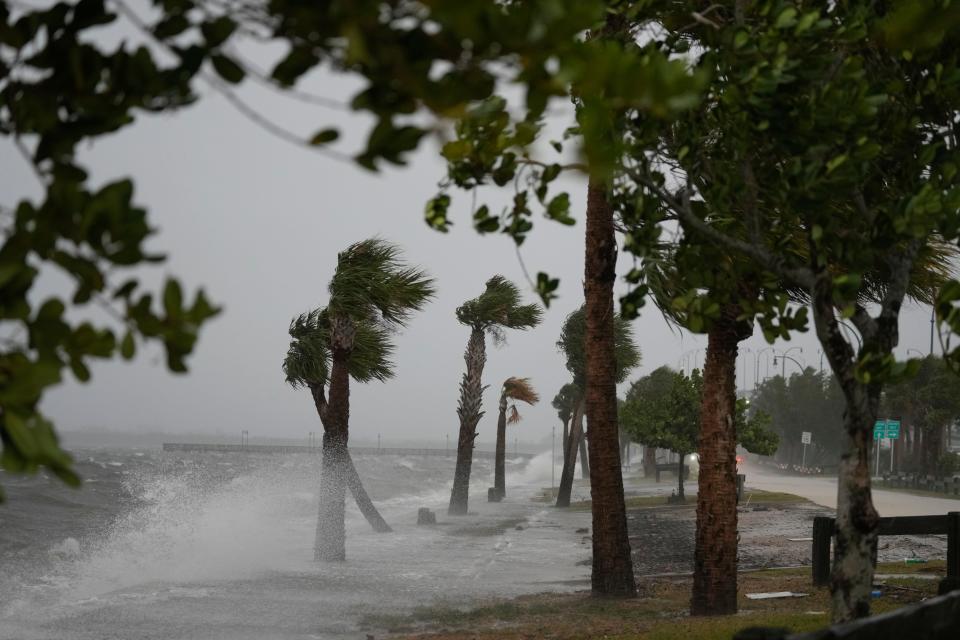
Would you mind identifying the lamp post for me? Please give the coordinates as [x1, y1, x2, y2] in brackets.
[755, 347, 775, 386]
[773, 353, 804, 378]
[907, 348, 924, 359]
[773, 346, 803, 378]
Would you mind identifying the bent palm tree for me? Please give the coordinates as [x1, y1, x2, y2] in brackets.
[449, 276, 542, 515]
[555, 306, 640, 508]
[283, 239, 435, 561]
[491, 377, 539, 500]
[552, 382, 580, 461]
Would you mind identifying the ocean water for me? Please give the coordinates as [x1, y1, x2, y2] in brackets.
[0, 449, 590, 639]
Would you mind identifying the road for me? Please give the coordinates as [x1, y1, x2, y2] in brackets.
[742, 460, 960, 517]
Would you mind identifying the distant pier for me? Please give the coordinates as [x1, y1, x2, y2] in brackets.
[161, 443, 534, 460]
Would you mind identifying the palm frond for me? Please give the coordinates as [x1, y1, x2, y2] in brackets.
[503, 376, 539, 405]
[283, 309, 331, 389]
[456, 275, 543, 331]
[557, 306, 641, 386]
[507, 405, 522, 424]
[551, 382, 581, 422]
[328, 237, 436, 328]
[283, 306, 396, 389]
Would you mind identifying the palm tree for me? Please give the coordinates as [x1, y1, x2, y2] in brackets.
[491, 377, 539, 500]
[555, 306, 640, 509]
[283, 239, 435, 561]
[448, 276, 542, 515]
[552, 382, 580, 461]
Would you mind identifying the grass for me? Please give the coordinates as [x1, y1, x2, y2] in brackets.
[363, 562, 944, 639]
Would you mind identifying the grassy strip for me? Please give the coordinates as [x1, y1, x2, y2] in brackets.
[365, 563, 943, 640]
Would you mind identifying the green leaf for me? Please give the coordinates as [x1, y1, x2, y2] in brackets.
[310, 129, 340, 145]
[201, 16, 237, 48]
[425, 194, 452, 232]
[211, 54, 245, 84]
[120, 331, 135, 360]
[775, 8, 798, 29]
[163, 279, 183, 317]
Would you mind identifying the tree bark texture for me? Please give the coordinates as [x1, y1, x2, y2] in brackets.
[494, 391, 508, 500]
[583, 180, 636, 597]
[314, 314, 354, 561]
[449, 327, 487, 515]
[344, 451, 392, 532]
[315, 431, 347, 560]
[556, 398, 585, 508]
[831, 402, 879, 621]
[691, 311, 748, 615]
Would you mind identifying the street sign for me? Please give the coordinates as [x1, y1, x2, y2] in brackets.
[886, 419, 901, 439]
[801, 431, 812, 445]
[873, 419, 901, 440]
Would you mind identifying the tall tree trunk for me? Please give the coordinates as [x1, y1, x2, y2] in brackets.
[692, 311, 747, 615]
[579, 431, 590, 479]
[449, 327, 487, 515]
[643, 445, 656, 478]
[831, 399, 879, 621]
[316, 431, 347, 560]
[344, 451, 392, 532]
[314, 314, 354, 561]
[311, 385, 392, 534]
[583, 179, 635, 597]
[556, 398, 585, 507]
[494, 391, 507, 500]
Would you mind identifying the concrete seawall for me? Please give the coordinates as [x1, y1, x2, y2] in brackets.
[161, 443, 535, 460]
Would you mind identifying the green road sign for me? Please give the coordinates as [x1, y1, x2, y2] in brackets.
[873, 419, 901, 440]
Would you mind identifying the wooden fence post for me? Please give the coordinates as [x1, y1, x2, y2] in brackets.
[942, 511, 960, 595]
[812, 516, 834, 587]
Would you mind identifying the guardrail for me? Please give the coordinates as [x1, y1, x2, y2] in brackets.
[880, 473, 960, 496]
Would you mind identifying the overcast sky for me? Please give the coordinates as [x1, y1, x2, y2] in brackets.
[0, 13, 944, 450]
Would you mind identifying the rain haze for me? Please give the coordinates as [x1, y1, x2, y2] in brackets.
[2, 4, 958, 639]
[0, 66, 941, 450]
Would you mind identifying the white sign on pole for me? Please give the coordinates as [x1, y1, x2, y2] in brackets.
[801, 431, 812, 445]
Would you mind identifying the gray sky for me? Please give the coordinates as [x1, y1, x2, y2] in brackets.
[0, 20, 944, 450]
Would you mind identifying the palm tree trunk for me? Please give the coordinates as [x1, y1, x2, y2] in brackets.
[344, 451, 392, 532]
[556, 398, 584, 507]
[449, 327, 486, 515]
[562, 418, 570, 460]
[583, 179, 635, 597]
[316, 431, 347, 560]
[691, 313, 743, 615]
[493, 391, 507, 500]
[315, 314, 353, 561]
[578, 432, 590, 479]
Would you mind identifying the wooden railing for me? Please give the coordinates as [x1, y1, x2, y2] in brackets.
[733, 589, 960, 639]
[811, 512, 960, 593]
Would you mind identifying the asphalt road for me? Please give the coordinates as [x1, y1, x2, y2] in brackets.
[742, 460, 960, 517]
